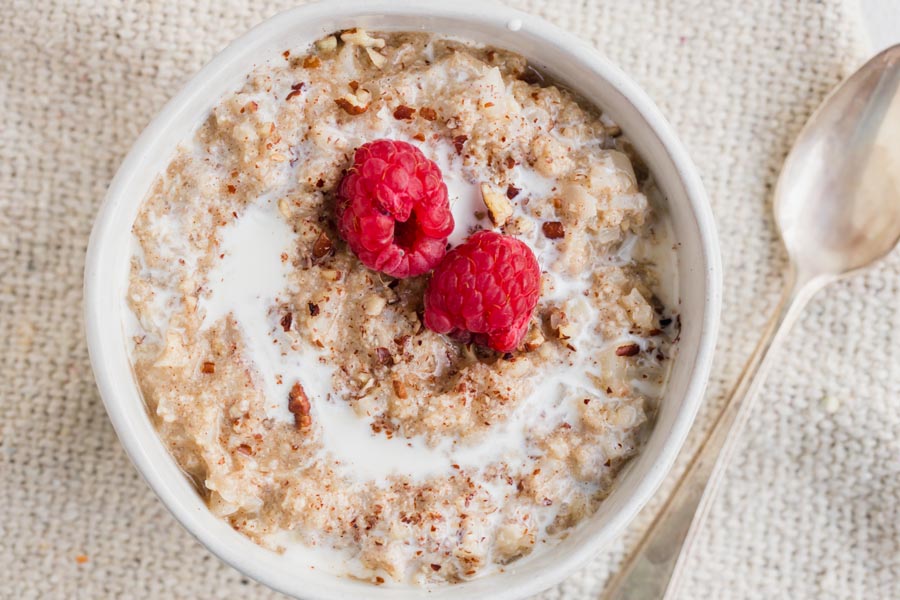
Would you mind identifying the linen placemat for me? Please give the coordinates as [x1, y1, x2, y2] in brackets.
[1, 1, 897, 598]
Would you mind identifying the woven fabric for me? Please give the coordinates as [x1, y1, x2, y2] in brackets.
[2, 1, 897, 598]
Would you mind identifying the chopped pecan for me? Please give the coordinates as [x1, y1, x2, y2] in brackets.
[616, 343, 640, 357]
[288, 382, 312, 429]
[286, 82, 305, 101]
[303, 56, 321, 69]
[312, 231, 333, 259]
[523, 326, 544, 351]
[393, 105, 415, 120]
[280, 312, 293, 332]
[277, 198, 291, 218]
[335, 97, 367, 115]
[375, 346, 394, 366]
[542, 221, 565, 239]
[364, 295, 386, 316]
[392, 378, 408, 399]
[308, 302, 320, 317]
[419, 107, 437, 121]
[335, 87, 371, 115]
[480, 183, 513, 227]
[365, 47, 387, 68]
[201, 361, 215, 374]
[506, 184, 520, 199]
[340, 28, 385, 49]
[452, 135, 468, 154]
[315, 36, 337, 53]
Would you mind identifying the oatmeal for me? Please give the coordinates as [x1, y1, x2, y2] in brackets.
[126, 30, 679, 585]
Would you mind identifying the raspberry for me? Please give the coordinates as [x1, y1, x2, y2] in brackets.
[335, 139, 454, 278]
[424, 231, 541, 352]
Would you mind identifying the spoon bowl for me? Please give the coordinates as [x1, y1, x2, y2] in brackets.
[775, 44, 900, 279]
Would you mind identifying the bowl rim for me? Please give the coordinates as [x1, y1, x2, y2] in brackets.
[84, 1, 722, 598]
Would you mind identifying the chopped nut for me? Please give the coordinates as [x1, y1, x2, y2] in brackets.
[542, 221, 565, 239]
[558, 322, 576, 340]
[288, 382, 312, 429]
[236, 444, 253, 456]
[340, 28, 386, 49]
[312, 232, 333, 259]
[280, 312, 293, 332]
[303, 55, 321, 69]
[201, 361, 215, 374]
[277, 198, 291, 219]
[286, 82, 305, 101]
[523, 326, 545, 351]
[431, 564, 442, 572]
[364, 295, 387, 316]
[616, 343, 640, 357]
[480, 183, 514, 227]
[335, 88, 371, 115]
[308, 302, 320, 316]
[335, 96, 366, 115]
[393, 105, 416, 120]
[375, 347, 394, 366]
[548, 307, 570, 339]
[506, 184, 520, 199]
[419, 107, 437, 121]
[505, 215, 534, 236]
[505, 156, 516, 169]
[392, 378, 408, 399]
[315, 35, 337, 53]
[452, 135, 468, 154]
[365, 47, 387, 68]
[226, 184, 236, 194]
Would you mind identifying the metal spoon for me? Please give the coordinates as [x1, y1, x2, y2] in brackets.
[602, 43, 900, 600]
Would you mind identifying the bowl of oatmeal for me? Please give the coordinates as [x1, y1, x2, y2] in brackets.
[84, 2, 721, 599]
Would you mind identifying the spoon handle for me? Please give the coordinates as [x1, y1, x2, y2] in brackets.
[600, 270, 822, 600]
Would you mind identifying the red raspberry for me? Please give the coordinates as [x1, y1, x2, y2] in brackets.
[424, 231, 541, 352]
[335, 139, 454, 278]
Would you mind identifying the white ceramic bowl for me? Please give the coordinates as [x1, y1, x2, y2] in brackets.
[84, 2, 721, 598]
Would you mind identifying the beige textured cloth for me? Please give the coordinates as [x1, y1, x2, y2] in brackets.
[2, 0, 898, 598]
